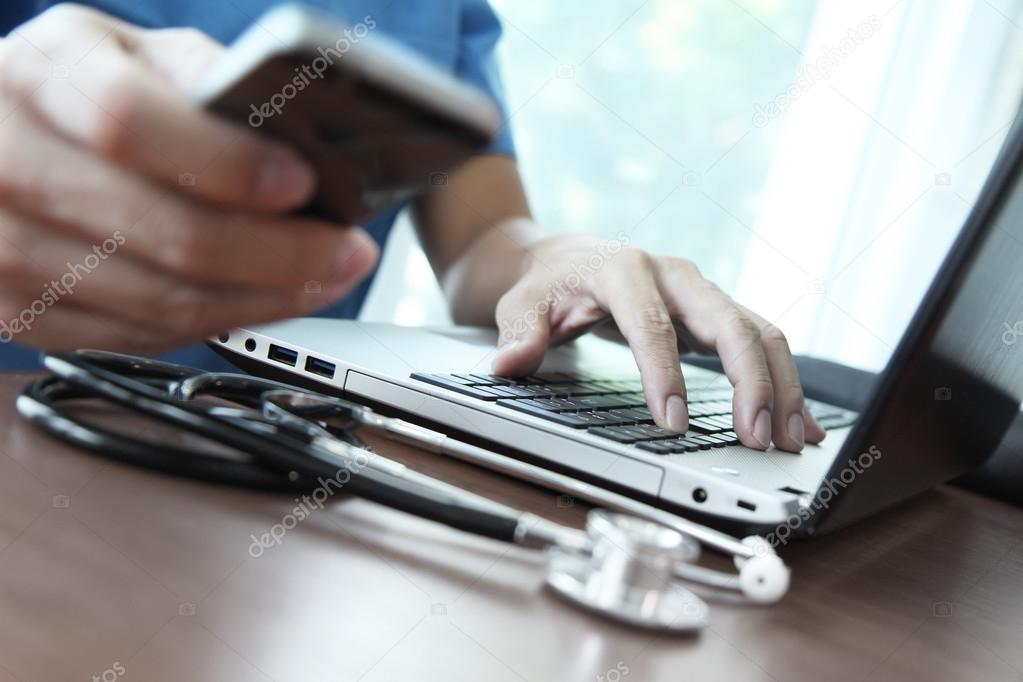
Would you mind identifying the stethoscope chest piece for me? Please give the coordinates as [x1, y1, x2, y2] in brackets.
[545, 509, 710, 632]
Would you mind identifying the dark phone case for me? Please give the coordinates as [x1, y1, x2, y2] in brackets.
[205, 52, 494, 225]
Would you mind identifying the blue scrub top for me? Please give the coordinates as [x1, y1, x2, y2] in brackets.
[0, 0, 514, 370]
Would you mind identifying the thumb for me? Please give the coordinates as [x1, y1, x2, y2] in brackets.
[491, 283, 552, 377]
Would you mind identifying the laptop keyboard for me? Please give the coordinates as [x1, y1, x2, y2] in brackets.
[410, 372, 858, 454]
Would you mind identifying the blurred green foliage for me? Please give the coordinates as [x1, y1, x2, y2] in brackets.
[491, 0, 817, 290]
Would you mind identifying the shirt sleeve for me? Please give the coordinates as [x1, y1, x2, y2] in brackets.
[456, 0, 516, 157]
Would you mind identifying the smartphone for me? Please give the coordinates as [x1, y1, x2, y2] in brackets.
[192, 4, 501, 224]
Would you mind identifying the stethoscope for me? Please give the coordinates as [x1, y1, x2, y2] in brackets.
[16, 350, 791, 633]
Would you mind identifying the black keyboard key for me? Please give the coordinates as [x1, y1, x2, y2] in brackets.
[543, 383, 605, 397]
[485, 386, 523, 399]
[469, 373, 510, 385]
[411, 373, 503, 400]
[713, 431, 740, 445]
[692, 400, 731, 416]
[510, 385, 557, 398]
[688, 435, 719, 449]
[628, 424, 677, 440]
[575, 411, 635, 427]
[688, 389, 732, 403]
[587, 426, 652, 444]
[636, 441, 678, 455]
[562, 395, 636, 411]
[689, 417, 729, 434]
[496, 399, 590, 428]
[491, 385, 538, 398]
[533, 397, 580, 411]
[608, 407, 653, 424]
[529, 372, 579, 384]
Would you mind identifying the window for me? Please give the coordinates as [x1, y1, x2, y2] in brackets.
[362, 0, 1023, 371]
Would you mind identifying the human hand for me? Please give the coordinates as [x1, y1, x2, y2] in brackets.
[0, 4, 377, 352]
[491, 234, 825, 452]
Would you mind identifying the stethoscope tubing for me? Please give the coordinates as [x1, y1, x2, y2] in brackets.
[31, 354, 522, 544]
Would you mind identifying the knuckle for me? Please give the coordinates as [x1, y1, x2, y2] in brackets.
[16, 5, 106, 53]
[725, 308, 761, 343]
[36, 3, 96, 26]
[634, 301, 675, 337]
[88, 69, 143, 158]
[617, 247, 654, 272]
[760, 323, 789, 349]
[0, 40, 43, 100]
[666, 255, 701, 278]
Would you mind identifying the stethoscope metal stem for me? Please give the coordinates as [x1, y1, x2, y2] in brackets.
[371, 414, 759, 560]
[310, 433, 589, 553]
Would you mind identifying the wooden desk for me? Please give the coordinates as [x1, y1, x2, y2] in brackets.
[0, 373, 1020, 682]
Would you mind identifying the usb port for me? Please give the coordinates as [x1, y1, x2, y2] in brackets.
[305, 356, 336, 379]
[267, 344, 298, 367]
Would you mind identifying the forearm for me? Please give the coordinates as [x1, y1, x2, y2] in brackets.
[412, 155, 544, 326]
[442, 216, 546, 325]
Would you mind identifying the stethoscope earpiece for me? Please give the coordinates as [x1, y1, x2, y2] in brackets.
[737, 554, 790, 604]
[734, 536, 790, 604]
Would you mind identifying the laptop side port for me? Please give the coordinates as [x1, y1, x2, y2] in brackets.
[267, 344, 298, 367]
[736, 499, 757, 512]
[305, 356, 336, 379]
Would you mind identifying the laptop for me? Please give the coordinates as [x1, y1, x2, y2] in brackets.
[211, 116, 1023, 539]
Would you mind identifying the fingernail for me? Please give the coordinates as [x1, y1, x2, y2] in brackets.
[787, 413, 805, 448]
[753, 409, 772, 449]
[260, 155, 315, 201]
[665, 394, 688, 432]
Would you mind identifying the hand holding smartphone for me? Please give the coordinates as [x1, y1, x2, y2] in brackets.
[193, 4, 501, 224]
